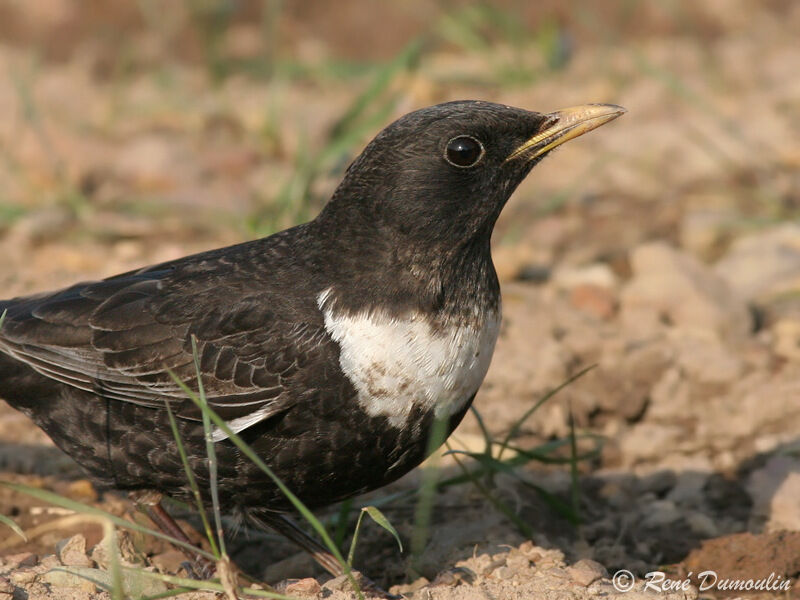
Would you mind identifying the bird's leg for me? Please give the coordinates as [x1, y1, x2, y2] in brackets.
[258, 513, 343, 576]
[249, 511, 399, 599]
[130, 491, 216, 579]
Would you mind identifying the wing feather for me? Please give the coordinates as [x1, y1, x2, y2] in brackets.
[0, 240, 336, 435]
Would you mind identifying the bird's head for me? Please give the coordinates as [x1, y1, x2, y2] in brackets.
[319, 100, 625, 253]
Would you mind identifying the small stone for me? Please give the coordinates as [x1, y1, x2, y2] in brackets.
[569, 283, 617, 319]
[493, 566, 515, 580]
[686, 511, 719, 537]
[285, 577, 322, 597]
[772, 319, 800, 360]
[715, 223, 800, 302]
[566, 559, 608, 586]
[481, 558, 506, 576]
[321, 572, 366, 593]
[41, 569, 97, 593]
[40, 554, 61, 569]
[4, 552, 37, 568]
[667, 472, 711, 505]
[432, 567, 475, 586]
[638, 470, 677, 496]
[66, 479, 98, 502]
[642, 499, 683, 528]
[504, 550, 530, 572]
[553, 263, 618, 290]
[617, 423, 684, 465]
[56, 533, 93, 568]
[390, 577, 429, 596]
[679, 206, 736, 258]
[621, 241, 751, 340]
[598, 480, 634, 509]
[45, 567, 167, 597]
[672, 329, 743, 385]
[518, 540, 535, 554]
[747, 454, 800, 531]
[0, 576, 14, 595]
[149, 549, 186, 574]
[9, 569, 37, 585]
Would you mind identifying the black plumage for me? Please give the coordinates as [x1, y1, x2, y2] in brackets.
[0, 100, 624, 573]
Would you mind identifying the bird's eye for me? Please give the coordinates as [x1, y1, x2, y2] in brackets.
[444, 136, 484, 168]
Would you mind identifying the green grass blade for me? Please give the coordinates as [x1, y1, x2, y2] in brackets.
[165, 370, 362, 597]
[346, 506, 403, 567]
[139, 587, 197, 600]
[104, 521, 124, 600]
[189, 335, 226, 558]
[446, 442, 533, 538]
[0, 512, 26, 542]
[0, 481, 216, 561]
[497, 365, 596, 460]
[328, 38, 422, 140]
[568, 405, 581, 525]
[409, 415, 449, 571]
[363, 506, 403, 553]
[346, 509, 366, 567]
[123, 567, 295, 600]
[468, 405, 493, 456]
[333, 498, 354, 549]
[164, 400, 220, 558]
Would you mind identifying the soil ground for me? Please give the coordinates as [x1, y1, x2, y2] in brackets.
[1, 2, 799, 599]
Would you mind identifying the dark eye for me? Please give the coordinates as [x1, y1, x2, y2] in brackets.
[444, 135, 484, 168]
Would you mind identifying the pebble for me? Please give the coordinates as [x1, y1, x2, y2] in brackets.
[641, 499, 683, 528]
[566, 559, 608, 586]
[715, 223, 800, 302]
[552, 263, 618, 290]
[65, 479, 98, 502]
[284, 577, 322, 597]
[505, 550, 531, 572]
[41, 569, 96, 593]
[40, 554, 61, 569]
[617, 423, 684, 465]
[4, 552, 37, 569]
[671, 329, 743, 385]
[620, 241, 751, 340]
[772, 318, 800, 360]
[0, 577, 14, 598]
[56, 533, 93, 568]
[432, 566, 476, 586]
[685, 511, 719, 537]
[321, 572, 366, 593]
[747, 454, 800, 531]
[149, 549, 186, 574]
[9, 569, 37, 585]
[638, 470, 677, 496]
[667, 471, 711, 505]
[481, 558, 506, 576]
[569, 283, 618, 320]
[495, 566, 518, 580]
[679, 205, 737, 258]
[389, 576, 429, 596]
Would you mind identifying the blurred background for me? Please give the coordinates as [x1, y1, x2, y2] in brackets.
[0, 0, 796, 294]
[1, 0, 800, 594]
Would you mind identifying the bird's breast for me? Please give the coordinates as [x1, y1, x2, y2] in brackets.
[318, 289, 500, 428]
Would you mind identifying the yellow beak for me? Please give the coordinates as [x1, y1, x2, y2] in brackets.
[506, 104, 626, 162]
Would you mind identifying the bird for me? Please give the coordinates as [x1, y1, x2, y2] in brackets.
[0, 100, 624, 582]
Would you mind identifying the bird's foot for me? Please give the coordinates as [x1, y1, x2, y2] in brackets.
[180, 558, 216, 581]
